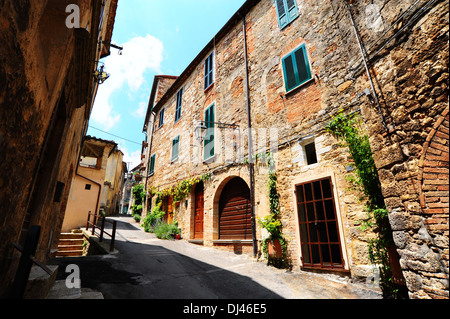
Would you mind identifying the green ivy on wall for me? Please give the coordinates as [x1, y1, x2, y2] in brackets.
[326, 111, 406, 299]
[257, 152, 289, 269]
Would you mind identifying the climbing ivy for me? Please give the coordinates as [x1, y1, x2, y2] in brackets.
[325, 111, 404, 299]
[149, 173, 211, 203]
[257, 152, 289, 269]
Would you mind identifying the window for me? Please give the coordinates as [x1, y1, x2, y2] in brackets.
[204, 104, 215, 161]
[296, 177, 344, 270]
[204, 51, 214, 90]
[149, 154, 156, 175]
[275, 0, 299, 29]
[158, 108, 165, 128]
[85, 184, 92, 190]
[282, 44, 312, 93]
[171, 136, 180, 162]
[175, 88, 183, 123]
[304, 141, 318, 165]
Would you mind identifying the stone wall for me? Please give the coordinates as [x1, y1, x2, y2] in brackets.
[0, 0, 117, 297]
[329, 0, 449, 299]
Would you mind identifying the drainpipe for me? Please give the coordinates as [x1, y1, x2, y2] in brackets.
[241, 13, 258, 258]
[345, 2, 389, 133]
[144, 111, 156, 211]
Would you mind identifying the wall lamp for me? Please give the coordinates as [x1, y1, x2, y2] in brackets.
[93, 62, 110, 84]
[194, 120, 239, 143]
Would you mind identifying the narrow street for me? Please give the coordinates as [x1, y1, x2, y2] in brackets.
[49, 215, 381, 300]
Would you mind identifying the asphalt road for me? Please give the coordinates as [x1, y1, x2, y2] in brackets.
[50, 215, 381, 300]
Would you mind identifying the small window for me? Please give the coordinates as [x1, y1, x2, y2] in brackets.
[204, 51, 214, 90]
[282, 44, 312, 93]
[149, 154, 156, 175]
[158, 108, 165, 128]
[304, 142, 318, 165]
[204, 104, 215, 160]
[171, 136, 180, 162]
[175, 88, 183, 123]
[85, 184, 92, 190]
[275, 0, 299, 29]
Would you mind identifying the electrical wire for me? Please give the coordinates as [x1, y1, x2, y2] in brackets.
[88, 126, 142, 145]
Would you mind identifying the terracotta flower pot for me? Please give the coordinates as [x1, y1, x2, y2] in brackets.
[268, 239, 283, 259]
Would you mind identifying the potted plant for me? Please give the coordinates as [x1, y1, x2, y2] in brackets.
[259, 215, 284, 259]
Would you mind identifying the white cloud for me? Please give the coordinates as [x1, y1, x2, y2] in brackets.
[132, 101, 147, 118]
[91, 34, 164, 130]
[118, 141, 142, 171]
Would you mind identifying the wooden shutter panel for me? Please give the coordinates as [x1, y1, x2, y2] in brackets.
[295, 45, 312, 85]
[172, 136, 180, 161]
[150, 154, 155, 174]
[282, 53, 297, 92]
[204, 104, 215, 160]
[276, 0, 288, 29]
[286, 0, 299, 22]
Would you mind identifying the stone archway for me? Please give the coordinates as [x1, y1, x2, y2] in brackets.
[212, 175, 252, 241]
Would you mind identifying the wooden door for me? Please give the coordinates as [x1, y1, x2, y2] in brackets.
[296, 177, 344, 270]
[219, 178, 252, 240]
[167, 196, 174, 224]
[194, 183, 204, 239]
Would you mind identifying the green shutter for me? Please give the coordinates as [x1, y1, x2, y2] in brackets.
[282, 44, 312, 92]
[175, 88, 183, 122]
[204, 52, 214, 89]
[276, 0, 299, 29]
[286, 0, 299, 22]
[276, 0, 288, 29]
[150, 154, 155, 175]
[204, 104, 215, 160]
[172, 136, 180, 161]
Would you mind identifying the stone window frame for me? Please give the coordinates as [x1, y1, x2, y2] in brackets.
[298, 136, 320, 168]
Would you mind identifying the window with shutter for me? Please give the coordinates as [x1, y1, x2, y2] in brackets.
[282, 44, 312, 92]
[204, 103, 215, 160]
[204, 52, 214, 90]
[175, 88, 183, 122]
[276, 0, 299, 29]
[149, 154, 156, 175]
[158, 108, 165, 128]
[172, 136, 180, 162]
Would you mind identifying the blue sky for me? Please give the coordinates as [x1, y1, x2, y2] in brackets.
[87, 0, 247, 170]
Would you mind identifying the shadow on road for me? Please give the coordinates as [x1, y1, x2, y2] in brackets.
[50, 216, 283, 299]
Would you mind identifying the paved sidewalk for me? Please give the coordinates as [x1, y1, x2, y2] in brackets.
[49, 215, 382, 299]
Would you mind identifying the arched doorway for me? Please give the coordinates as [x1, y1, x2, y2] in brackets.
[218, 177, 252, 240]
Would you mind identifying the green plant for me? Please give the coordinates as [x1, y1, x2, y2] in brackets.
[142, 201, 166, 233]
[257, 152, 289, 268]
[154, 222, 180, 240]
[132, 184, 146, 215]
[326, 111, 404, 299]
[151, 173, 211, 203]
[133, 214, 141, 223]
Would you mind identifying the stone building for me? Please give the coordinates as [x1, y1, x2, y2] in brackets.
[0, 0, 118, 297]
[61, 136, 126, 232]
[140, 0, 448, 298]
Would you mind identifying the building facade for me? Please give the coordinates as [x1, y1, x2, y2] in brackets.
[0, 0, 118, 297]
[141, 0, 448, 298]
[61, 136, 125, 232]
